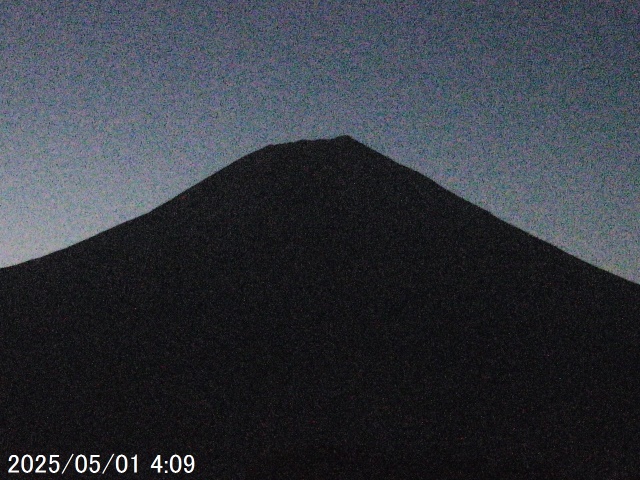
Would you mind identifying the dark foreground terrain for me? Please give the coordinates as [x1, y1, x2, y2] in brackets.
[2, 136, 639, 478]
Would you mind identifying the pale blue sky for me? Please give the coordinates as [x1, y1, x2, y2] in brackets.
[1, 1, 638, 284]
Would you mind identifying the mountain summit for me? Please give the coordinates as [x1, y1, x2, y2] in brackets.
[3, 136, 639, 479]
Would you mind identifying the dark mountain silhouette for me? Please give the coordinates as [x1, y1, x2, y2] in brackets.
[2, 136, 639, 478]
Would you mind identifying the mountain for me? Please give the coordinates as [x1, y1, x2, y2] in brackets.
[2, 136, 639, 479]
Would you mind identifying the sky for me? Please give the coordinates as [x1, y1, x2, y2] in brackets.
[1, 0, 638, 284]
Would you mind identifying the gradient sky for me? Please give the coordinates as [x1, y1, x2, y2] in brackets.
[1, 1, 638, 284]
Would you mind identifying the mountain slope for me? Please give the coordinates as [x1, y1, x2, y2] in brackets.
[2, 136, 639, 479]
